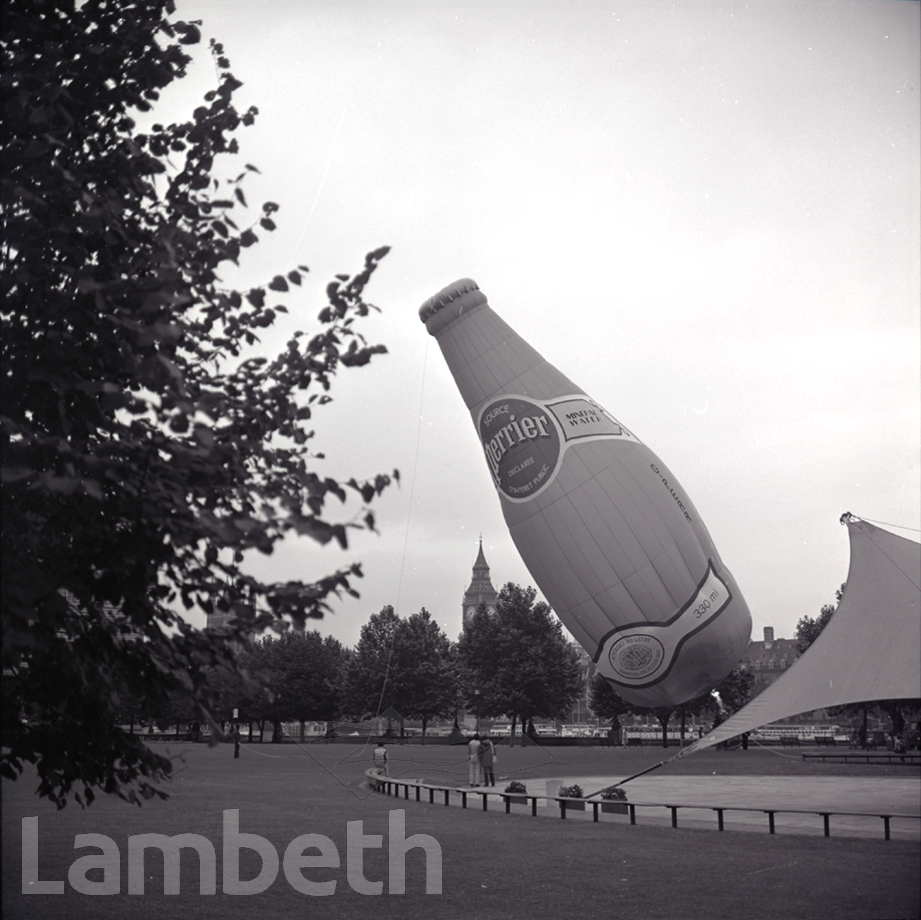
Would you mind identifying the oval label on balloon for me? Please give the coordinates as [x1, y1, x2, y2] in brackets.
[478, 396, 563, 500]
[595, 562, 733, 688]
[608, 635, 666, 681]
[478, 394, 638, 502]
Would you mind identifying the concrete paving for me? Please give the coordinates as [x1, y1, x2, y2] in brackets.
[480, 774, 921, 840]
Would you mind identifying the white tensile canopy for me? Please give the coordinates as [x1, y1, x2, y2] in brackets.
[681, 516, 921, 755]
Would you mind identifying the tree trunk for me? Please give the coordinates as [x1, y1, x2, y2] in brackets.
[525, 717, 536, 745]
[510, 714, 518, 746]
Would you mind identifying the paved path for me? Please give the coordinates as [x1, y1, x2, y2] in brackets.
[446, 775, 921, 840]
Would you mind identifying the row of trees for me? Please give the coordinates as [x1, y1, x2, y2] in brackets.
[141, 580, 757, 749]
[178, 582, 585, 745]
[113, 582, 586, 744]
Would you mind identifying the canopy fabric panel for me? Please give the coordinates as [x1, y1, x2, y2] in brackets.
[681, 518, 921, 755]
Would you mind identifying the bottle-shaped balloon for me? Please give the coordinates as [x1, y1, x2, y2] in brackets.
[420, 279, 752, 707]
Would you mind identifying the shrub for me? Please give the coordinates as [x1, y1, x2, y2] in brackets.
[558, 783, 584, 798]
[600, 786, 627, 800]
[504, 780, 527, 794]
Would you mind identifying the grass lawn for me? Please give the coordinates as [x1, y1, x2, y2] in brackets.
[493, 741, 921, 782]
[2, 742, 918, 920]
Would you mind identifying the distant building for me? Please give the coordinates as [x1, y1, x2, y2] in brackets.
[742, 626, 801, 693]
[205, 606, 252, 655]
[742, 626, 830, 723]
[59, 589, 144, 642]
[461, 538, 498, 632]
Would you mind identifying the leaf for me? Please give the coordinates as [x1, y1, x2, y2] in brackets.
[268, 275, 288, 292]
[177, 24, 201, 45]
[82, 479, 104, 500]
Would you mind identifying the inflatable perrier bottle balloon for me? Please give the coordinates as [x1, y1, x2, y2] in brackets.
[420, 279, 752, 708]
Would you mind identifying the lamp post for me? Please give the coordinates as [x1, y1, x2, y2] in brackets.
[473, 689, 480, 733]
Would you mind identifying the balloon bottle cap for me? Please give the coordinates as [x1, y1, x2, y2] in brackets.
[419, 278, 487, 334]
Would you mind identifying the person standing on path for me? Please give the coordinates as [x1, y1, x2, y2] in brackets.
[373, 740, 389, 776]
[468, 733, 483, 786]
[480, 734, 497, 786]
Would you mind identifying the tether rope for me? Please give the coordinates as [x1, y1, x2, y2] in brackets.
[859, 515, 921, 535]
[369, 336, 430, 728]
[229, 343, 431, 764]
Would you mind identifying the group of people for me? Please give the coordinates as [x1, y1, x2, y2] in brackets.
[467, 732, 497, 787]
[371, 733, 499, 787]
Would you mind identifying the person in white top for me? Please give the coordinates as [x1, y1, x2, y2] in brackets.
[468, 734, 483, 786]
[372, 740, 388, 775]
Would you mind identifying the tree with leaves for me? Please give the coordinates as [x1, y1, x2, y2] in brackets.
[341, 607, 457, 738]
[1, 0, 393, 807]
[388, 609, 458, 740]
[457, 583, 584, 745]
[241, 631, 346, 742]
[588, 672, 632, 742]
[795, 583, 846, 654]
[340, 606, 401, 724]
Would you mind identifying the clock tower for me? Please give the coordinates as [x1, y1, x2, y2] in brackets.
[462, 538, 499, 632]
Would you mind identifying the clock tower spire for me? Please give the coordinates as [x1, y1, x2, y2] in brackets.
[462, 538, 499, 632]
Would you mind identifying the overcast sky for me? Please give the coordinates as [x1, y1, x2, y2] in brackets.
[165, 0, 920, 650]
